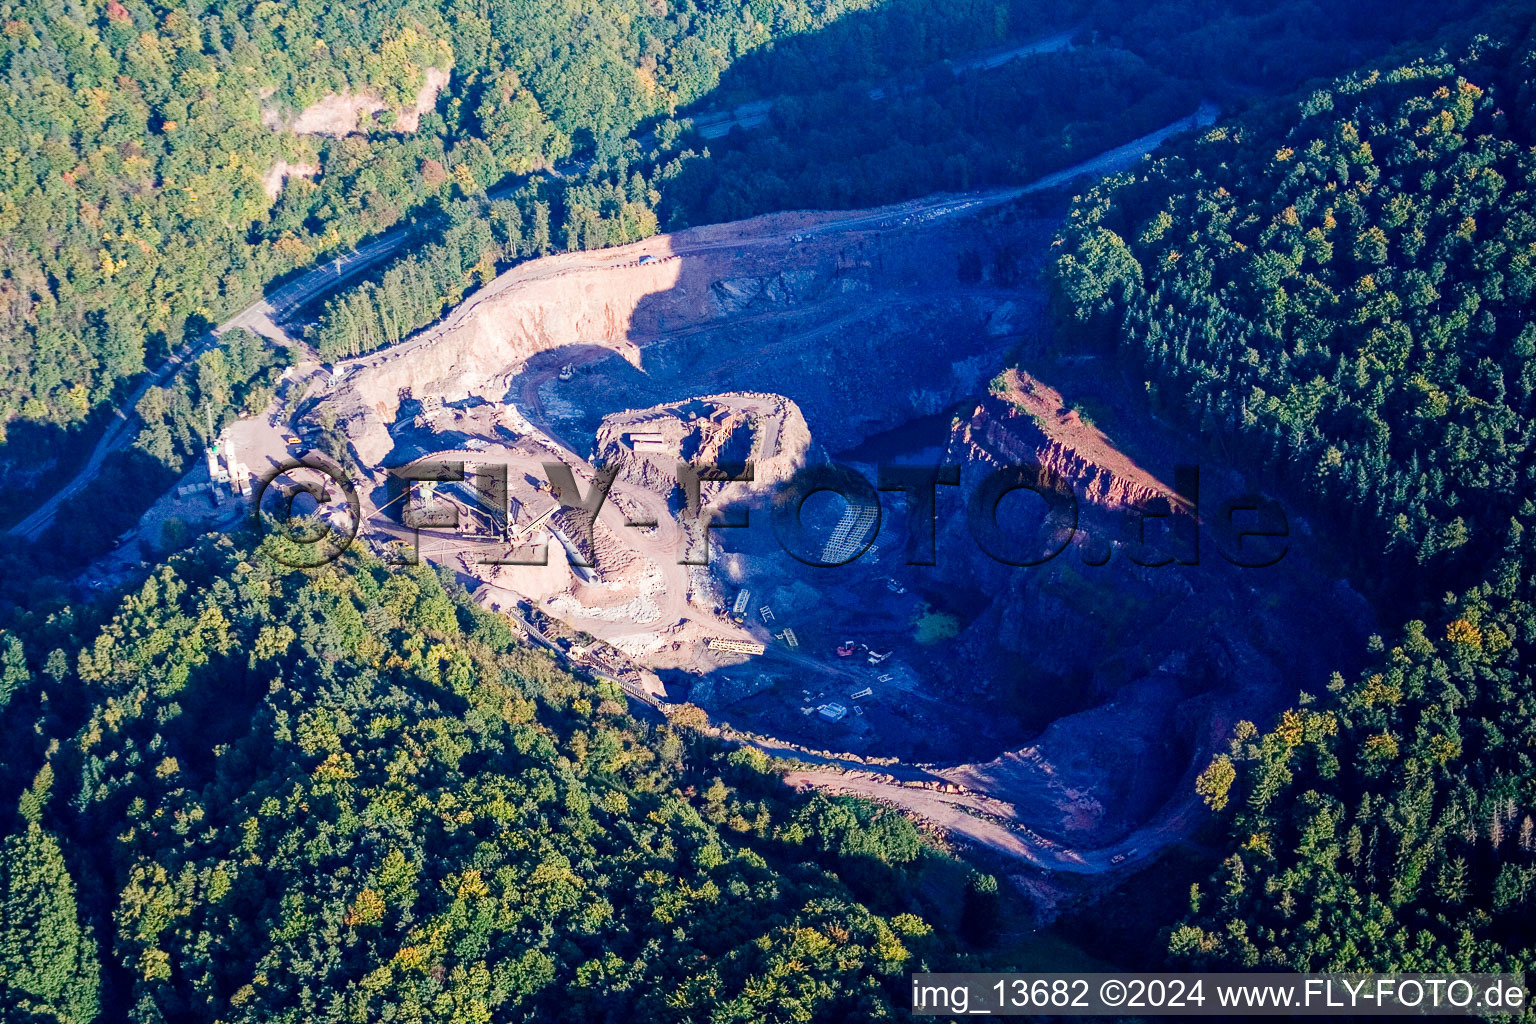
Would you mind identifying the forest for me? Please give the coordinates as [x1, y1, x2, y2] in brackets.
[0, 0, 1482, 459]
[1047, 8, 1536, 973]
[0, 530, 1000, 1021]
[0, 0, 1077, 577]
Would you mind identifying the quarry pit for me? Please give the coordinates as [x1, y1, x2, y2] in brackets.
[224, 181, 1368, 891]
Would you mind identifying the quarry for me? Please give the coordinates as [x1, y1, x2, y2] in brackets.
[208, 174, 1368, 905]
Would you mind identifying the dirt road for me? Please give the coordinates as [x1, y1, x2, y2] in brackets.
[783, 769, 1089, 868]
[782, 765, 1199, 875]
[1018, 100, 1220, 194]
[777, 699, 1237, 876]
[337, 98, 1218, 390]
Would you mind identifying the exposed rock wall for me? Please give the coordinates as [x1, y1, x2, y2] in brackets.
[953, 369, 1191, 517]
[319, 199, 1059, 471]
[266, 67, 450, 137]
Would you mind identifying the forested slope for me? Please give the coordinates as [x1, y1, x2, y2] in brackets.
[1, 0, 1072, 447]
[1048, 11, 1536, 972]
[0, 534, 963, 1021]
[2, 0, 452, 433]
[1052, 21, 1536, 576]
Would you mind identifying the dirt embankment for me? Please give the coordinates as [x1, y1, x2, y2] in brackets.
[329, 249, 689, 468]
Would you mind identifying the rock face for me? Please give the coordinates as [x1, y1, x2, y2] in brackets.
[708, 269, 822, 314]
[319, 201, 1053, 470]
[931, 367, 1203, 687]
[266, 67, 450, 137]
[894, 357, 1371, 850]
[326, 246, 687, 469]
[955, 368, 1192, 516]
[935, 632, 1284, 847]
